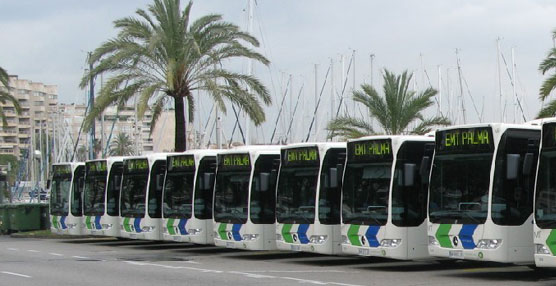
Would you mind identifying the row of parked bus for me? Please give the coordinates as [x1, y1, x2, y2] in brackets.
[47, 119, 556, 268]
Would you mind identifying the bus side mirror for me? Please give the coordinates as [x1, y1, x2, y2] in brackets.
[156, 174, 165, 190]
[46, 179, 51, 190]
[419, 156, 431, 184]
[506, 154, 521, 180]
[260, 173, 270, 191]
[404, 163, 416, 187]
[522, 153, 534, 176]
[329, 168, 338, 189]
[204, 173, 214, 190]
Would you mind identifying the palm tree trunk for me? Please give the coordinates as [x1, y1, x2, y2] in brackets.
[174, 95, 186, 152]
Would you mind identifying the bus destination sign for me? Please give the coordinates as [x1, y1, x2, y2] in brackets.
[282, 147, 319, 166]
[125, 159, 149, 172]
[53, 164, 72, 176]
[436, 127, 494, 153]
[542, 122, 556, 149]
[87, 160, 107, 174]
[168, 155, 195, 171]
[348, 139, 393, 162]
[219, 153, 251, 170]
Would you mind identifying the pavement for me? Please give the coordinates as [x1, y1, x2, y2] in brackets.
[0, 235, 555, 286]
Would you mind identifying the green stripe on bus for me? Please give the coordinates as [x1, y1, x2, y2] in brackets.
[85, 216, 92, 230]
[436, 224, 453, 248]
[52, 216, 58, 229]
[546, 229, 556, 255]
[347, 224, 362, 246]
[123, 217, 132, 232]
[218, 223, 228, 240]
[167, 218, 176, 235]
[282, 224, 293, 243]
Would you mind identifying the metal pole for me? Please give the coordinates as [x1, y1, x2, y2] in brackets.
[88, 53, 95, 160]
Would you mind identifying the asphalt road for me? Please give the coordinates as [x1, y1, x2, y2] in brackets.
[0, 235, 555, 286]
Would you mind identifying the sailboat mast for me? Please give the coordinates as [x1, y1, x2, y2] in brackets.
[245, 0, 254, 145]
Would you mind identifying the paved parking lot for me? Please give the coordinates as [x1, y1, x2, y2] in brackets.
[0, 236, 555, 286]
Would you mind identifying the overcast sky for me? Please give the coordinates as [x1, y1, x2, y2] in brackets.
[1, 0, 555, 142]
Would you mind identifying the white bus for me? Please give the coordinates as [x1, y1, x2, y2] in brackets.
[275, 143, 346, 255]
[341, 136, 434, 260]
[82, 157, 125, 237]
[428, 123, 540, 263]
[119, 153, 169, 240]
[213, 146, 281, 250]
[49, 162, 85, 235]
[533, 119, 556, 267]
[162, 150, 218, 244]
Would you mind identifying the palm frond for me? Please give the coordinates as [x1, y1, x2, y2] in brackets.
[326, 116, 375, 140]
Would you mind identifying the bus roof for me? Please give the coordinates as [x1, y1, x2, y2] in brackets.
[217, 145, 282, 156]
[348, 135, 434, 144]
[435, 122, 540, 133]
[281, 142, 346, 150]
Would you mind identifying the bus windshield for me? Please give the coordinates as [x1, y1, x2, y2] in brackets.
[342, 162, 391, 225]
[50, 171, 72, 216]
[163, 171, 195, 219]
[83, 173, 107, 216]
[429, 153, 492, 224]
[120, 170, 149, 218]
[276, 165, 319, 224]
[213, 170, 251, 224]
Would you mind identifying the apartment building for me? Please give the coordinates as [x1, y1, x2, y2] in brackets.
[0, 75, 57, 159]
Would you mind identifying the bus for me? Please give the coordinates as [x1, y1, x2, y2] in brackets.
[275, 142, 346, 255]
[161, 150, 219, 244]
[533, 119, 556, 267]
[213, 146, 281, 250]
[428, 123, 540, 263]
[49, 162, 85, 235]
[119, 153, 169, 240]
[82, 158, 125, 236]
[341, 135, 434, 260]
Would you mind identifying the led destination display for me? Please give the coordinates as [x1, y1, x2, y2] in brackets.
[52, 165, 72, 176]
[167, 155, 195, 171]
[347, 139, 393, 162]
[436, 127, 494, 154]
[218, 153, 251, 170]
[86, 160, 107, 174]
[125, 159, 149, 172]
[282, 147, 319, 166]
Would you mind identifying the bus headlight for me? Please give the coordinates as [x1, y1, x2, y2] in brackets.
[276, 234, 283, 241]
[477, 239, 502, 249]
[342, 235, 349, 244]
[310, 235, 328, 244]
[101, 224, 112, 230]
[428, 236, 439, 246]
[380, 239, 402, 248]
[187, 228, 202, 235]
[141, 226, 155, 233]
[242, 234, 259, 241]
[536, 244, 551, 255]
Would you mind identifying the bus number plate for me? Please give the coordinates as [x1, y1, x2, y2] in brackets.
[449, 250, 463, 258]
[290, 245, 301, 251]
[358, 248, 370, 256]
[173, 236, 181, 242]
[130, 234, 136, 239]
[226, 242, 234, 248]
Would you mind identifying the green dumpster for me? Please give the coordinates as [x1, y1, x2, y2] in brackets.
[9, 204, 42, 232]
[0, 204, 10, 234]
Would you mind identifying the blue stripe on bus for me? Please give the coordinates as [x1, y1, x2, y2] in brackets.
[232, 224, 242, 241]
[134, 218, 142, 233]
[95, 216, 102, 230]
[459, 224, 478, 249]
[298, 224, 310, 244]
[178, 219, 188, 235]
[365, 226, 381, 247]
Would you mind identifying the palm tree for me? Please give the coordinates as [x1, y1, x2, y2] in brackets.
[537, 30, 556, 118]
[80, 0, 270, 151]
[0, 66, 21, 127]
[327, 69, 450, 139]
[109, 132, 135, 156]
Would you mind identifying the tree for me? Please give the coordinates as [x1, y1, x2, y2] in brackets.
[109, 132, 135, 156]
[327, 69, 450, 139]
[537, 30, 556, 118]
[0, 66, 22, 127]
[80, 0, 271, 152]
